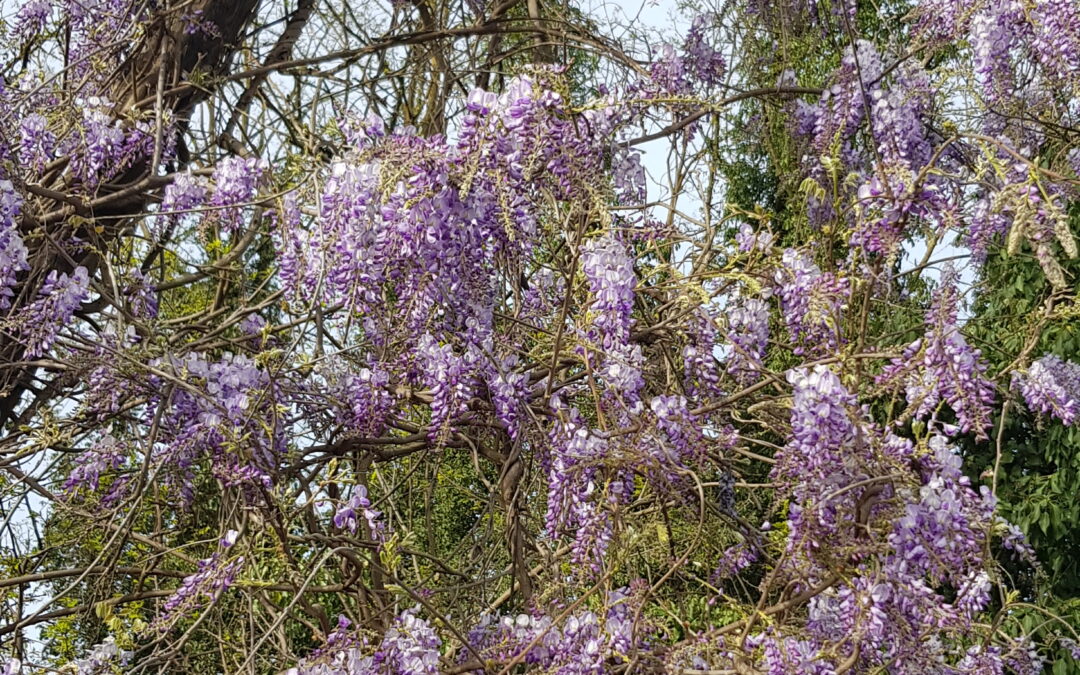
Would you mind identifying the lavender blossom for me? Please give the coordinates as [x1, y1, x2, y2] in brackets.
[878, 269, 995, 438]
[67, 638, 132, 674]
[333, 485, 386, 541]
[581, 235, 636, 349]
[14, 0, 51, 39]
[416, 334, 475, 441]
[63, 435, 127, 495]
[18, 113, 54, 171]
[490, 356, 530, 440]
[10, 266, 90, 357]
[341, 365, 394, 436]
[378, 608, 442, 675]
[147, 531, 244, 634]
[725, 295, 769, 384]
[211, 156, 267, 232]
[1012, 354, 1080, 425]
[0, 181, 28, 310]
[157, 172, 208, 236]
[775, 249, 849, 355]
[150, 352, 284, 504]
[734, 222, 774, 253]
[683, 307, 723, 398]
[71, 104, 126, 187]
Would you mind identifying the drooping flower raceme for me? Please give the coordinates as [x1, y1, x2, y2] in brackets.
[1013, 353, 1080, 425]
[147, 530, 244, 635]
[415, 334, 476, 442]
[147, 352, 285, 505]
[645, 14, 725, 96]
[774, 365, 862, 551]
[19, 112, 55, 171]
[210, 156, 267, 232]
[9, 265, 90, 357]
[0, 180, 27, 310]
[735, 222, 774, 253]
[877, 269, 995, 438]
[63, 638, 133, 675]
[581, 235, 636, 349]
[682, 306, 723, 399]
[581, 235, 642, 401]
[157, 172, 208, 236]
[69, 101, 128, 188]
[63, 435, 127, 496]
[775, 249, 849, 356]
[463, 588, 646, 672]
[489, 356, 530, 440]
[725, 295, 769, 384]
[378, 608, 442, 675]
[544, 406, 613, 569]
[14, 0, 52, 39]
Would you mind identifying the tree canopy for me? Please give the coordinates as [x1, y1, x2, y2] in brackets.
[0, 0, 1079, 673]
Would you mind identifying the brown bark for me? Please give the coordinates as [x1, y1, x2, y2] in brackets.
[498, 437, 533, 603]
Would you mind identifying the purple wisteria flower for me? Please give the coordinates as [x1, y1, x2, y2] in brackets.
[1061, 638, 1080, 661]
[1030, 1, 1080, 84]
[19, 112, 55, 171]
[378, 608, 441, 675]
[333, 485, 386, 541]
[878, 268, 995, 438]
[970, 3, 1022, 101]
[612, 150, 646, 203]
[544, 406, 612, 568]
[682, 15, 726, 85]
[581, 235, 636, 349]
[67, 638, 132, 674]
[416, 334, 476, 441]
[645, 14, 725, 96]
[63, 435, 127, 495]
[0, 180, 28, 310]
[289, 608, 441, 675]
[682, 306, 723, 398]
[582, 235, 642, 403]
[340, 364, 394, 436]
[711, 541, 757, 585]
[889, 436, 995, 587]
[156, 172, 208, 236]
[725, 295, 768, 384]
[1012, 353, 1080, 425]
[147, 530, 243, 635]
[489, 356, 530, 440]
[463, 587, 645, 671]
[648, 394, 711, 481]
[734, 222, 774, 253]
[149, 352, 284, 504]
[70, 102, 126, 188]
[123, 268, 158, 318]
[210, 156, 267, 232]
[10, 266, 90, 357]
[775, 249, 849, 355]
[14, 0, 51, 39]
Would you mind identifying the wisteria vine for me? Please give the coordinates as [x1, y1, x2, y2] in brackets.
[0, 0, 1078, 673]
